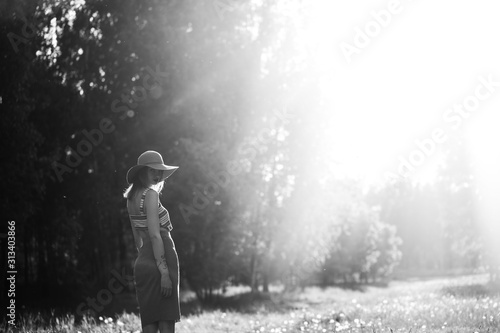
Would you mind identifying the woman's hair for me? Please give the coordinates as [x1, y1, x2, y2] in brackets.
[123, 168, 165, 200]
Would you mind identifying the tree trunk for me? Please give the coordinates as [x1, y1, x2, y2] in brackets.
[262, 271, 269, 293]
[250, 252, 257, 293]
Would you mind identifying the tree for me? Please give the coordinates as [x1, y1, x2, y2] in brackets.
[435, 132, 482, 271]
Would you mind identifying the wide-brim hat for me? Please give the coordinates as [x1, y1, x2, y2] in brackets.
[126, 150, 179, 185]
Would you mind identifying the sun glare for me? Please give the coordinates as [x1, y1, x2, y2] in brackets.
[467, 108, 500, 264]
[285, 0, 500, 187]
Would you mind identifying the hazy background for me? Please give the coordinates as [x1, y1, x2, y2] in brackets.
[1, 0, 499, 318]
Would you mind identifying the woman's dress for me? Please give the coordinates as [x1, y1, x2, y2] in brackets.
[128, 188, 180, 326]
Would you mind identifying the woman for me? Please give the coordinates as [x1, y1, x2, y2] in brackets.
[124, 150, 181, 333]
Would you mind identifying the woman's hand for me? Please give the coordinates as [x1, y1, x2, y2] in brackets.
[161, 273, 173, 298]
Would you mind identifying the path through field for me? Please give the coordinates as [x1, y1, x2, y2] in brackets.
[175, 274, 499, 333]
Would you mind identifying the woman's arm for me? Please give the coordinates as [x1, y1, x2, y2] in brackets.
[144, 190, 170, 276]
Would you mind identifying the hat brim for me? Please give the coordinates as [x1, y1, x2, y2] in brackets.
[126, 164, 179, 185]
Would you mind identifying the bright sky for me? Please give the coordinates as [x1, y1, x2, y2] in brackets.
[298, 0, 500, 186]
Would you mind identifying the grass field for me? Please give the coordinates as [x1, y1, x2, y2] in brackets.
[5, 274, 500, 333]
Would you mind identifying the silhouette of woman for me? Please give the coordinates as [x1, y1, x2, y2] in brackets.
[124, 150, 180, 333]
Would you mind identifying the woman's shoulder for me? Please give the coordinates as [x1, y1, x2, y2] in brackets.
[143, 187, 159, 195]
[143, 187, 159, 201]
